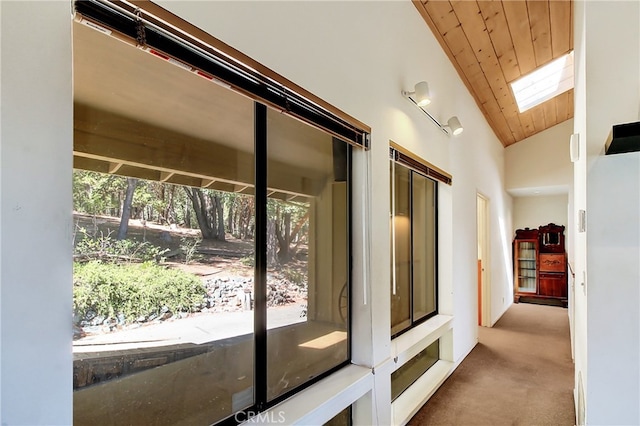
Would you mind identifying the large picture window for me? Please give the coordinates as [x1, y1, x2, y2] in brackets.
[390, 148, 438, 337]
[72, 3, 366, 424]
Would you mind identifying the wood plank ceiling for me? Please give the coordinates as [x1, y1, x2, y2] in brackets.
[414, 0, 573, 147]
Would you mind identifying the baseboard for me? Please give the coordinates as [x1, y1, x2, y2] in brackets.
[454, 339, 477, 369]
[490, 300, 512, 327]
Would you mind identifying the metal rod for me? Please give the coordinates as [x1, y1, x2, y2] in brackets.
[404, 95, 450, 136]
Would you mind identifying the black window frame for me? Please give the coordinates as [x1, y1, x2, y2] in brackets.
[237, 103, 354, 424]
[74, 1, 368, 424]
[390, 147, 440, 339]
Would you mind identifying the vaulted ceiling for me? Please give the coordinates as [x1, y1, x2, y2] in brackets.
[414, 0, 573, 147]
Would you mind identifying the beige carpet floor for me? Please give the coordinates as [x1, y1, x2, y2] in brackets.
[408, 303, 575, 426]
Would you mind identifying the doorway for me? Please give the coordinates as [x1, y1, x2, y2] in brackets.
[477, 193, 490, 326]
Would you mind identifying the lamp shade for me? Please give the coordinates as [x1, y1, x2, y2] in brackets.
[447, 116, 463, 136]
[414, 81, 431, 106]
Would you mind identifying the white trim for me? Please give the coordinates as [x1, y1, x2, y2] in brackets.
[477, 192, 492, 327]
[391, 360, 454, 426]
[389, 315, 455, 424]
[245, 365, 372, 425]
[392, 315, 453, 369]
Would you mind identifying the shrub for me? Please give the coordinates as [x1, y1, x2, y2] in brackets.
[73, 261, 206, 324]
[74, 228, 168, 263]
[240, 256, 255, 267]
[180, 236, 202, 264]
[282, 266, 307, 287]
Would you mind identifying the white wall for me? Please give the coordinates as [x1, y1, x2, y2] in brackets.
[450, 120, 514, 329]
[573, 1, 640, 424]
[0, 2, 73, 424]
[156, 0, 512, 360]
[587, 153, 640, 425]
[505, 119, 573, 195]
[1, 1, 514, 423]
[572, 0, 588, 422]
[584, 2, 640, 424]
[512, 194, 568, 234]
[1, 7, 3, 416]
[505, 121, 572, 316]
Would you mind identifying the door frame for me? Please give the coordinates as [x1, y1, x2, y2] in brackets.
[477, 192, 491, 327]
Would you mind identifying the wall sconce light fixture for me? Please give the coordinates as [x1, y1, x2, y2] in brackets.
[402, 81, 431, 106]
[402, 81, 464, 136]
[445, 116, 464, 136]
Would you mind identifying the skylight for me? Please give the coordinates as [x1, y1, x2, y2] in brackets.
[511, 51, 574, 113]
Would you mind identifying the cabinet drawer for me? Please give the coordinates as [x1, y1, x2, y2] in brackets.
[539, 254, 565, 272]
[539, 273, 567, 298]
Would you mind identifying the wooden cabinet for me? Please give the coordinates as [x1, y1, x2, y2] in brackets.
[539, 273, 567, 298]
[513, 229, 538, 297]
[513, 224, 568, 307]
[539, 253, 565, 272]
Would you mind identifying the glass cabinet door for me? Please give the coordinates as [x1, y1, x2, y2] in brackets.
[515, 240, 537, 293]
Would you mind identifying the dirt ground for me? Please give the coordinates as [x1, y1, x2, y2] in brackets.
[72, 213, 308, 326]
[73, 212, 310, 344]
[73, 212, 255, 277]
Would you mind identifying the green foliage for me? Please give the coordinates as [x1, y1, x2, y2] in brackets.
[281, 266, 307, 287]
[74, 228, 168, 263]
[72, 170, 258, 239]
[240, 256, 255, 267]
[180, 236, 202, 264]
[73, 170, 126, 215]
[73, 261, 206, 323]
[73, 170, 192, 226]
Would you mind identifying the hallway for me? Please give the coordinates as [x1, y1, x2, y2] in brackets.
[409, 303, 575, 425]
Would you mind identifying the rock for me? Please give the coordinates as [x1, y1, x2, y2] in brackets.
[73, 324, 86, 340]
[92, 315, 105, 326]
[82, 325, 101, 335]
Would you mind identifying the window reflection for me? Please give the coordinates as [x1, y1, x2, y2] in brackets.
[391, 340, 440, 401]
[391, 164, 411, 335]
[74, 16, 353, 424]
[73, 20, 255, 424]
[390, 159, 438, 337]
[325, 406, 352, 425]
[412, 174, 437, 321]
[266, 109, 350, 401]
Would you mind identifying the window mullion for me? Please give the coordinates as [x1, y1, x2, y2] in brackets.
[409, 171, 415, 326]
[391, 158, 397, 296]
[254, 102, 268, 410]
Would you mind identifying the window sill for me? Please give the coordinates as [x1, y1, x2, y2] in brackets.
[392, 314, 453, 368]
[252, 364, 372, 425]
[391, 360, 454, 425]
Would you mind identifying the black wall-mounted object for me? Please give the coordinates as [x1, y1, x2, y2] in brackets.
[605, 121, 640, 155]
